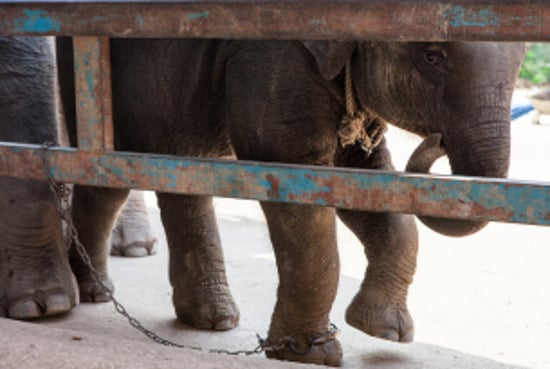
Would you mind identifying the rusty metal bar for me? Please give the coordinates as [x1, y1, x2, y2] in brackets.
[73, 36, 114, 152]
[0, 1, 549, 41]
[0, 142, 548, 226]
[0, 1, 548, 228]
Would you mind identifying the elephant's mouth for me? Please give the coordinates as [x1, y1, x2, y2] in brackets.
[405, 133, 489, 237]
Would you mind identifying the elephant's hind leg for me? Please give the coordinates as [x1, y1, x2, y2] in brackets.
[70, 186, 129, 303]
[157, 193, 239, 331]
[336, 141, 416, 342]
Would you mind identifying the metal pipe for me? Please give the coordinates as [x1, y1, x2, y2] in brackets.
[0, 1, 548, 41]
[73, 36, 114, 152]
[0, 142, 547, 226]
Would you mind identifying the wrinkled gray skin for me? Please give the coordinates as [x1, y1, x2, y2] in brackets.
[58, 89, 156, 257]
[0, 37, 156, 321]
[0, 36, 523, 367]
[0, 37, 80, 318]
[110, 190, 157, 257]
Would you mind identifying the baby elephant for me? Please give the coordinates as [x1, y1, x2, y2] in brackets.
[0, 34, 524, 367]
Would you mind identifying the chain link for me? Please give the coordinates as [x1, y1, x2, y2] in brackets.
[39, 143, 339, 357]
[257, 323, 340, 355]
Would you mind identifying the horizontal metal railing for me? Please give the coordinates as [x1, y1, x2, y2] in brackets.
[0, 1, 549, 41]
[1, 143, 549, 225]
[0, 0, 548, 225]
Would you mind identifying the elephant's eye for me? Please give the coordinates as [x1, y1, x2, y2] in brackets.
[423, 50, 443, 67]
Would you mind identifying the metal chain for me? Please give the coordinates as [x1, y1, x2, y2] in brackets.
[39, 143, 339, 357]
[257, 323, 340, 355]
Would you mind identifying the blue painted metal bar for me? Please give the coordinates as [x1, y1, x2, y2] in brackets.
[0, 1, 548, 41]
[0, 1, 547, 228]
[73, 36, 114, 152]
[0, 142, 548, 226]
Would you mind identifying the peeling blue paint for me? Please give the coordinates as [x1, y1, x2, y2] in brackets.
[101, 161, 124, 179]
[444, 6, 500, 28]
[510, 15, 535, 27]
[85, 68, 95, 100]
[134, 15, 144, 28]
[77, 137, 90, 150]
[186, 11, 209, 21]
[310, 19, 326, 26]
[92, 15, 107, 22]
[1, 142, 549, 226]
[145, 157, 179, 171]
[13, 9, 60, 33]
[166, 172, 177, 189]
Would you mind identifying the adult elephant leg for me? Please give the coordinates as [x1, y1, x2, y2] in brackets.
[156, 193, 239, 330]
[0, 178, 78, 319]
[336, 141, 416, 342]
[0, 36, 78, 319]
[70, 185, 129, 302]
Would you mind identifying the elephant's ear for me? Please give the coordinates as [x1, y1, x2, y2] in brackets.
[302, 41, 356, 80]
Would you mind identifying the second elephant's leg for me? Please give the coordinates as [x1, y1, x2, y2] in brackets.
[0, 178, 78, 319]
[336, 141, 417, 342]
[111, 190, 157, 257]
[0, 37, 77, 319]
[70, 185, 130, 302]
[156, 193, 239, 331]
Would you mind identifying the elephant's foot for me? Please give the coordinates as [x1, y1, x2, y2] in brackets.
[110, 214, 157, 257]
[77, 275, 114, 303]
[264, 326, 343, 367]
[111, 190, 157, 257]
[111, 239, 157, 257]
[173, 279, 239, 331]
[0, 247, 78, 319]
[345, 290, 414, 342]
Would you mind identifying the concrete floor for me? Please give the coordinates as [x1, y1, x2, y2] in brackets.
[2, 91, 550, 369]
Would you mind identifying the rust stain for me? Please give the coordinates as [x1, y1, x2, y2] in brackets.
[265, 174, 280, 199]
[1, 2, 550, 41]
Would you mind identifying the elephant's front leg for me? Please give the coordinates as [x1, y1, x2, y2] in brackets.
[156, 193, 239, 331]
[336, 141, 417, 342]
[0, 178, 78, 319]
[224, 39, 344, 365]
[0, 36, 78, 319]
[70, 185, 130, 302]
[261, 202, 342, 366]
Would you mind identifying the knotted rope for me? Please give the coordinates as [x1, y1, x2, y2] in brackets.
[338, 61, 387, 155]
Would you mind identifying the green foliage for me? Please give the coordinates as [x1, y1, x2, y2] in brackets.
[519, 43, 550, 85]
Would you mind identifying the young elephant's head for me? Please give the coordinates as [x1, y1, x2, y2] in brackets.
[306, 41, 525, 236]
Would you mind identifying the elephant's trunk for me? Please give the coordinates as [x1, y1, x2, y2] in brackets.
[406, 110, 511, 237]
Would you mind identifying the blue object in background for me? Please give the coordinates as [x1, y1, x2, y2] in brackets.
[511, 102, 534, 120]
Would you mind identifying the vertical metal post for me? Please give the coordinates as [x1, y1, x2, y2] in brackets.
[73, 36, 114, 152]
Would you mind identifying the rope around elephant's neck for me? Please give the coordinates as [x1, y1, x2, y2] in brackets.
[338, 61, 387, 155]
[344, 60, 360, 117]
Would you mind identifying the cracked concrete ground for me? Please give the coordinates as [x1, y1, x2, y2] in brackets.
[1, 92, 549, 369]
